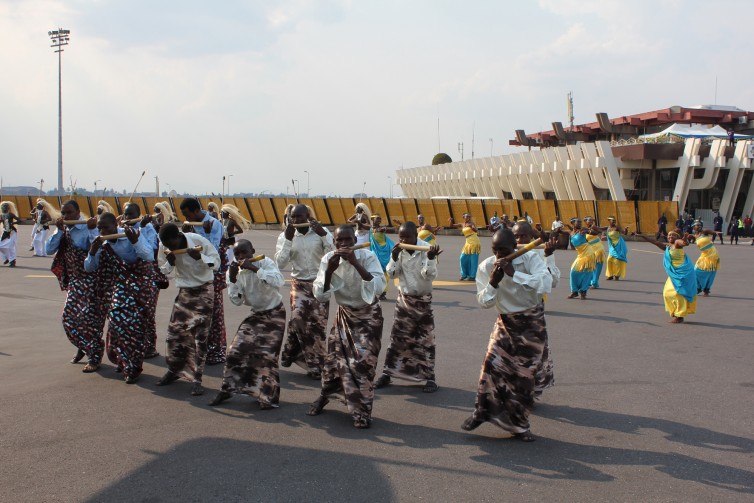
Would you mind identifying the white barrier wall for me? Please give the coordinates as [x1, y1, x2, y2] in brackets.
[396, 139, 754, 220]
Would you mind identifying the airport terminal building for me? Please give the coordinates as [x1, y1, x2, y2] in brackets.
[396, 105, 754, 226]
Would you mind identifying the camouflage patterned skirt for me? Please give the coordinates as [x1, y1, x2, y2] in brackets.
[221, 302, 287, 407]
[165, 282, 215, 383]
[281, 278, 329, 373]
[320, 301, 384, 423]
[382, 292, 436, 382]
[471, 303, 548, 434]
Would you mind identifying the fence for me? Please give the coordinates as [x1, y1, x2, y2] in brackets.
[0, 194, 676, 234]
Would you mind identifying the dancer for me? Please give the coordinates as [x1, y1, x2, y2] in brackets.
[687, 220, 720, 297]
[462, 228, 551, 442]
[635, 230, 697, 323]
[155, 222, 220, 395]
[84, 213, 155, 383]
[307, 225, 386, 429]
[348, 203, 372, 245]
[566, 218, 595, 299]
[179, 198, 226, 365]
[220, 203, 251, 264]
[512, 221, 557, 396]
[275, 204, 334, 377]
[375, 221, 441, 393]
[605, 217, 629, 281]
[96, 200, 116, 216]
[448, 213, 480, 281]
[369, 214, 394, 300]
[150, 201, 177, 234]
[209, 239, 286, 410]
[392, 214, 442, 247]
[31, 200, 57, 257]
[584, 217, 605, 289]
[0, 201, 21, 267]
[46, 200, 102, 371]
[122, 202, 162, 359]
[207, 202, 220, 220]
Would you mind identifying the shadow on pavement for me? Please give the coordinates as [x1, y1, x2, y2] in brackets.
[539, 404, 754, 453]
[84, 437, 395, 503]
[470, 436, 754, 494]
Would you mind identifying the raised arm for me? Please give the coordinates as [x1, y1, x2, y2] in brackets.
[634, 233, 668, 251]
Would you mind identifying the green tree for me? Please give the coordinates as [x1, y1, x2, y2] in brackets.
[432, 153, 453, 165]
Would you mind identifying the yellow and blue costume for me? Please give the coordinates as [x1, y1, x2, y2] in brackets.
[605, 229, 628, 279]
[459, 226, 481, 280]
[570, 233, 596, 294]
[663, 247, 697, 318]
[694, 236, 719, 294]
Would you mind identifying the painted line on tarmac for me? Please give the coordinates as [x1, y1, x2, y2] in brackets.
[25, 275, 56, 278]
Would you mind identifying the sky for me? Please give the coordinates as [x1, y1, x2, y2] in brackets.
[2, 0, 754, 197]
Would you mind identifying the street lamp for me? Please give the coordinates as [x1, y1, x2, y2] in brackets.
[39, 179, 44, 196]
[226, 174, 233, 198]
[49, 28, 70, 193]
[94, 179, 102, 198]
[361, 181, 367, 201]
[387, 176, 392, 198]
[303, 170, 310, 197]
[489, 138, 493, 157]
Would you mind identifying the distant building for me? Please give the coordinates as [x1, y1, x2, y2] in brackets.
[396, 105, 754, 225]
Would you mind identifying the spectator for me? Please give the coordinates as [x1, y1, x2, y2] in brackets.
[728, 216, 741, 245]
[712, 212, 724, 244]
[675, 214, 684, 231]
[744, 214, 752, 237]
[657, 213, 668, 240]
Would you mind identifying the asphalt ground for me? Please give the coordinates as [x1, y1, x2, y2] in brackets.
[1, 228, 753, 502]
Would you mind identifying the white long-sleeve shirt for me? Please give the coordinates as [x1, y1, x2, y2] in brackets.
[313, 248, 386, 308]
[385, 238, 437, 296]
[227, 257, 284, 312]
[476, 251, 552, 314]
[275, 228, 335, 280]
[158, 233, 219, 288]
[545, 253, 561, 289]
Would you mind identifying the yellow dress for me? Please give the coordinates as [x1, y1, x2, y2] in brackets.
[461, 226, 481, 255]
[418, 229, 436, 246]
[588, 235, 605, 264]
[663, 248, 697, 317]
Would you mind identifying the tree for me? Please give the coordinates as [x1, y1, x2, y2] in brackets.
[432, 153, 453, 165]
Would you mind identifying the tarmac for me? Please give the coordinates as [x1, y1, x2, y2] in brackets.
[1, 228, 753, 502]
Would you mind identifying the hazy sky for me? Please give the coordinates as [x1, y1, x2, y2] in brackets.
[2, 0, 753, 197]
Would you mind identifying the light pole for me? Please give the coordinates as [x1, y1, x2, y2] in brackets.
[49, 28, 70, 193]
[222, 176, 226, 200]
[489, 138, 493, 157]
[387, 175, 392, 198]
[303, 170, 310, 197]
[226, 175, 233, 198]
[39, 179, 44, 196]
[94, 179, 101, 198]
[361, 181, 367, 201]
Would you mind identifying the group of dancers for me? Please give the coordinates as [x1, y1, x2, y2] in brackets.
[562, 214, 721, 324]
[12, 196, 725, 440]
